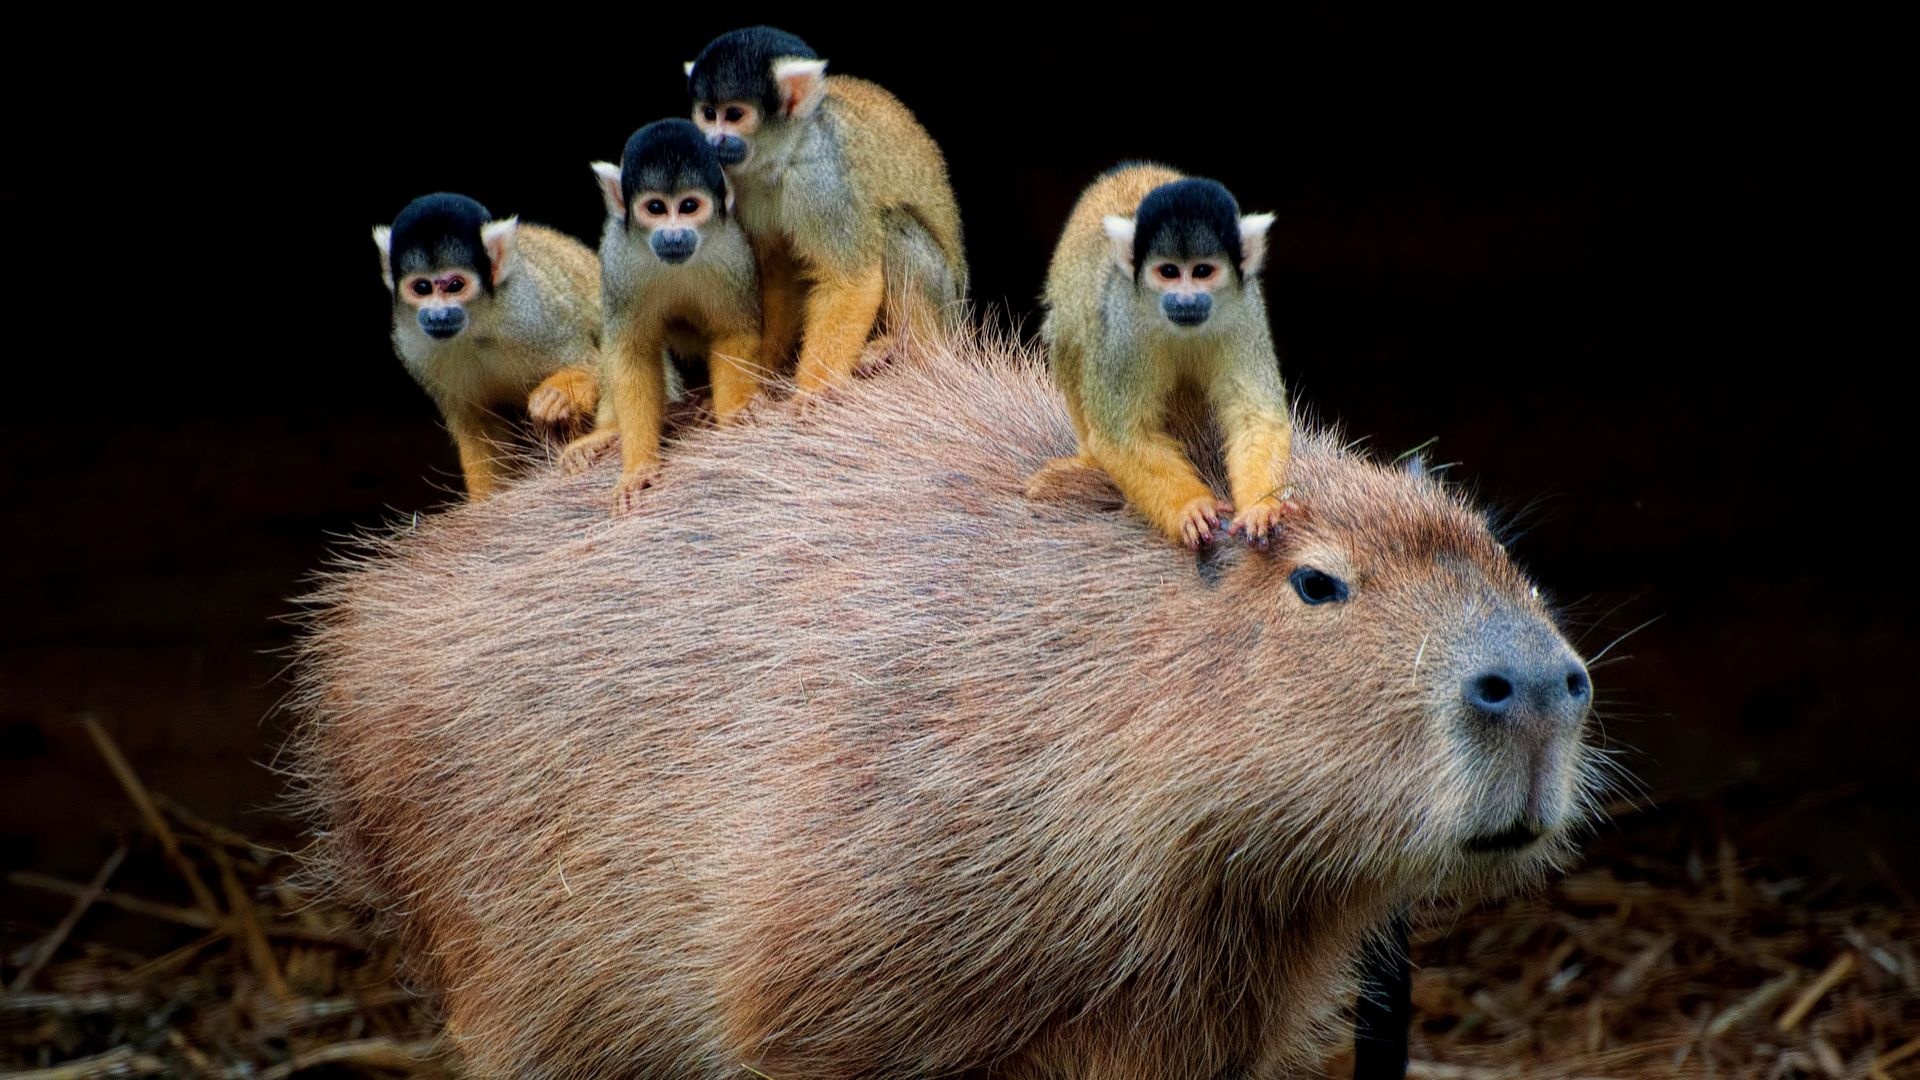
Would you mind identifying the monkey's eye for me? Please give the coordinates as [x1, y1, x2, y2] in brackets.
[702, 106, 717, 121]
[442, 277, 464, 295]
[409, 279, 432, 297]
[1156, 264, 1181, 281]
[1192, 263, 1216, 280]
[1289, 567, 1350, 606]
[645, 199, 668, 216]
[724, 105, 745, 123]
[679, 197, 702, 215]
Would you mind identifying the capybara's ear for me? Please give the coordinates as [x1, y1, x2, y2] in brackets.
[1195, 537, 1245, 588]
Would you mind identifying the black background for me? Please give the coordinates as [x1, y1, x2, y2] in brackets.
[3, 9, 1906, 891]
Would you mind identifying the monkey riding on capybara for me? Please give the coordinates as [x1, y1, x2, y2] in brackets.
[373, 193, 604, 499]
[683, 26, 970, 399]
[287, 328, 1603, 1079]
[559, 119, 765, 514]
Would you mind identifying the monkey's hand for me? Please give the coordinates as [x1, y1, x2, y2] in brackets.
[611, 460, 661, 517]
[1229, 496, 1297, 547]
[1173, 496, 1234, 550]
[558, 430, 619, 476]
[528, 367, 600, 431]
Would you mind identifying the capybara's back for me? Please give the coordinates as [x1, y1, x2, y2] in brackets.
[289, 331, 1602, 1079]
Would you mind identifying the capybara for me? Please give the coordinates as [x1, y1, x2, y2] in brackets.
[286, 329, 1603, 1079]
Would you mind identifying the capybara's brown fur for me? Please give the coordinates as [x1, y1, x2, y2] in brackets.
[286, 330, 1605, 1079]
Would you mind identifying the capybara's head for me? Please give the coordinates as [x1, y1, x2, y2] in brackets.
[1198, 445, 1594, 893]
[288, 330, 1612, 1077]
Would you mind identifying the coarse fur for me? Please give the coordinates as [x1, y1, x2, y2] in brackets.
[1033, 164, 1294, 547]
[688, 28, 969, 397]
[375, 195, 602, 499]
[569, 122, 761, 513]
[285, 328, 1609, 1079]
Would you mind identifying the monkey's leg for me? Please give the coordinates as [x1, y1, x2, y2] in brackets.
[793, 263, 886, 398]
[608, 330, 669, 515]
[1217, 385, 1297, 542]
[447, 410, 516, 501]
[708, 330, 772, 424]
[1085, 428, 1230, 549]
[527, 364, 600, 433]
[861, 216, 961, 373]
[1026, 366, 1111, 503]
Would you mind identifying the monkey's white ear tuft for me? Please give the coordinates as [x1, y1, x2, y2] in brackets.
[1102, 215, 1136, 274]
[683, 60, 696, 78]
[371, 226, 394, 291]
[772, 57, 828, 118]
[1238, 213, 1275, 276]
[482, 216, 520, 285]
[591, 161, 625, 220]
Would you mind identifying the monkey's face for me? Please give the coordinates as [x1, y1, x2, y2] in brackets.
[397, 268, 480, 340]
[693, 101, 761, 168]
[1142, 255, 1230, 329]
[632, 189, 717, 264]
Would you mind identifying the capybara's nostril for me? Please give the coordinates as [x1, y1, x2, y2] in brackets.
[1465, 671, 1516, 716]
[1565, 666, 1591, 701]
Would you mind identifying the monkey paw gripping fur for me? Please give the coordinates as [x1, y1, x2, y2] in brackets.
[287, 329, 1605, 1079]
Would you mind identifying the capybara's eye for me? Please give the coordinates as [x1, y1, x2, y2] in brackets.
[1289, 567, 1350, 605]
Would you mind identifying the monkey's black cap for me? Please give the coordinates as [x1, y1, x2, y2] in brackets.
[388, 193, 494, 294]
[1133, 178, 1245, 282]
[688, 26, 818, 117]
[621, 120, 728, 217]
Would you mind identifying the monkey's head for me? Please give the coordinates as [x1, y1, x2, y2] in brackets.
[1102, 179, 1274, 332]
[372, 193, 519, 342]
[592, 120, 730, 266]
[684, 26, 827, 174]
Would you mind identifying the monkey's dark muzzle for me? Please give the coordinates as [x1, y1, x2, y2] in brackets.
[1162, 294, 1212, 327]
[711, 135, 749, 166]
[651, 230, 700, 264]
[418, 307, 467, 339]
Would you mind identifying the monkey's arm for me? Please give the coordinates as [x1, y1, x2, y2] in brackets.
[1082, 354, 1226, 547]
[708, 325, 770, 423]
[527, 365, 600, 432]
[606, 322, 669, 513]
[446, 409, 516, 501]
[792, 261, 886, 398]
[1212, 355, 1296, 540]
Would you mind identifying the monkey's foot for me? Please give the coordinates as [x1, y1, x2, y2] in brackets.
[854, 333, 900, 378]
[558, 430, 619, 476]
[528, 368, 600, 430]
[1172, 496, 1234, 550]
[611, 463, 661, 517]
[1024, 456, 1123, 508]
[712, 390, 768, 427]
[791, 384, 848, 419]
[1229, 497, 1296, 548]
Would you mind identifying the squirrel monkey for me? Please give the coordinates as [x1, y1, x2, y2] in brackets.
[685, 26, 967, 400]
[561, 119, 762, 514]
[373, 193, 601, 499]
[1030, 164, 1294, 549]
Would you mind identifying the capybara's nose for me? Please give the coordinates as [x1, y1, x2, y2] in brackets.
[1463, 655, 1590, 729]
